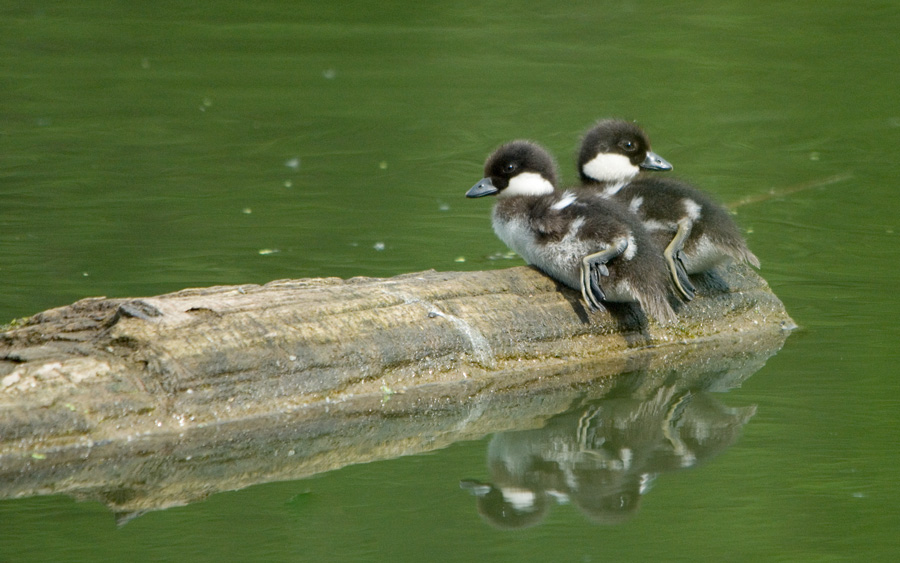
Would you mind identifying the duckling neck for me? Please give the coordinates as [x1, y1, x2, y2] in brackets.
[579, 175, 627, 196]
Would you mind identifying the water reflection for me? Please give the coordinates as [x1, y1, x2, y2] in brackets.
[0, 329, 784, 525]
[461, 373, 756, 528]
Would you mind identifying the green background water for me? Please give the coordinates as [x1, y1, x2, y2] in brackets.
[2, 1, 899, 561]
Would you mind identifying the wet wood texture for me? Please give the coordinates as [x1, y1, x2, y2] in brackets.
[1, 264, 793, 456]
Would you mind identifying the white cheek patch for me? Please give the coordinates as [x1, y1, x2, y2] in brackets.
[502, 172, 554, 197]
[683, 198, 702, 221]
[582, 153, 640, 184]
[551, 191, 577, 210]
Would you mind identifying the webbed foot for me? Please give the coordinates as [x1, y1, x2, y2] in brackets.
[665, 219, 696, 301]
[671, 249, 696, 301]
[580, 239, 627, 312]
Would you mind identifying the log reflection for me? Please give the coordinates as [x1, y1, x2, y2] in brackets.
[462, 364, 758, 528]
[0, 329, 786, 523]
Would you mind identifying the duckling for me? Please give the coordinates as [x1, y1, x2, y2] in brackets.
[578, 118, 673, 195]
[466, 140, 678, 324]
[578, 119, 760, 301]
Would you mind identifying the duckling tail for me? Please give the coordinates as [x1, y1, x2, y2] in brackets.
[742, 248, 761, 269]
[640, 292, 678, 325]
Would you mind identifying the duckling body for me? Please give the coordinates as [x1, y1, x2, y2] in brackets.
[618, 176, 761, 274]
[578, 119, 760, 300]
[466, 140, 678, 323]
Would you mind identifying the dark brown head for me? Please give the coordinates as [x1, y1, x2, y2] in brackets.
[467, 140, 559, 198]
[578, 119, 672, 185]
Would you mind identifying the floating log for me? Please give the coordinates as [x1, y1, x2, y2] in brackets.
[2, 331, 786, 521]
[0, 264, 793, 516]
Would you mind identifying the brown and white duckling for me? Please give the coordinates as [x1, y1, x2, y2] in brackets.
[578, 119, 760, 301]
[466, 140, 678, 323]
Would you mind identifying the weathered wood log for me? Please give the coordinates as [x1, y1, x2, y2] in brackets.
[0, 264, 793, 516]
[1, 331, 786, 521]
[1, 264, 792, 447]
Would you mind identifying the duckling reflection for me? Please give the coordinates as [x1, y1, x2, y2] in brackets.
[461, 381, 755, 528]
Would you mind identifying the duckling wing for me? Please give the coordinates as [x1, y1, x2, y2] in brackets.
[529, 198, 577, 242]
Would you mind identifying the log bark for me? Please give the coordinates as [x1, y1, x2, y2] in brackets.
[0, 264, 793, 516]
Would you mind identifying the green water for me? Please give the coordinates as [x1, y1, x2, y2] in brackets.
[2, 1, 899, 561]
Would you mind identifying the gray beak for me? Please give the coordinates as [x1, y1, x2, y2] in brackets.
[466, 178, 500, 198]
[640, 151, 673, 171]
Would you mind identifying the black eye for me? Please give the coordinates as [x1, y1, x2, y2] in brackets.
[504, 162, 518, 173]
[619, 140, 637, 152]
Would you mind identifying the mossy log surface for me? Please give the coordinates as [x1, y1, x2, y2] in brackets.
[0, 264, 793, 516]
